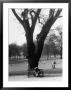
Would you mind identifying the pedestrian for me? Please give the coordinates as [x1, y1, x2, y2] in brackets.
[52, 61, 56, 69]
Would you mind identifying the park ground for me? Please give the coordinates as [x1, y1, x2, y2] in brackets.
[9, 56, 62, 81]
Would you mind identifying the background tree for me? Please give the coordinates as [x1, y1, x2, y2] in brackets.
[9, 43, 20, 57]
[56, 26, 62, 58]
[12, 8, 62, 70]
[20, 43, 28, 57]
[45, 26, 62, 59]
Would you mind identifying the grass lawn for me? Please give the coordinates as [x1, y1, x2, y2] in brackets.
[9, 57, 62, 79]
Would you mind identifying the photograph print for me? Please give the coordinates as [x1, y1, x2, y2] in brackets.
[3, 3, 68, 87]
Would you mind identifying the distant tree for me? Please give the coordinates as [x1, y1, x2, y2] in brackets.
[46, 27, 62, 59]
[9, 44, 20, 57]
[21, 43, 27, 57]
[53, 26, 62, 58]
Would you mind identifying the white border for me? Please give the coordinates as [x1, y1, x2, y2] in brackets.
[3, 3, 68, 87]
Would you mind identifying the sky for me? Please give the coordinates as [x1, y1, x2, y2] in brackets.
[9, 8, 62, 46]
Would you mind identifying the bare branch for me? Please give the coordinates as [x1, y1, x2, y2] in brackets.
[21, 9, 28, 21]
[29, 9, 35, 25]
[57, 16, 62, 18]
[35, 9, 41, 19]
[12, 9, 31, 33]
[38, 15, 47, 25]
[12, 9, 23, 25]
[21, 9, 30, 29]
[54, 9, 62, 18]
[31, 9, 41, 32]
[49, 9, 55, 18]
[36, 9, 62, 43]
[46, 9, 62, 26]
[30, 9, 36, 16]
[46, 9, 55, 24]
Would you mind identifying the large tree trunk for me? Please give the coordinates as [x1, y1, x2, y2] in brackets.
[25, 31, 35, 69]
[26, 29, 50, 70]
[34, 40, 44, 68]
[26, 32, 45, 69]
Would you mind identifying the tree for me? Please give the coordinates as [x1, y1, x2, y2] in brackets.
[12, 8, 62, 70]
[56, 26, 62, 58]
[20, 43, 27, 57]
[9, 44, 20, 57]
[48, 27, 62, 58]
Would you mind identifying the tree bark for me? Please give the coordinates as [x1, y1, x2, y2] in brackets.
[25, 31, 35, 69]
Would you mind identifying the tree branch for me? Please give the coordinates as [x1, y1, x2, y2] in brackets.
[29, 9, 35, 26]
[38, 15, 46, 25]
[12, 9, 30, 33]
[49, 9, 55, 18]
[54, 9, 62, 18]
[31, 9, 41, 32]
[12, 9, 23, 25]
[36, 9, 62, 42]
[21, 9, 30, 30]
